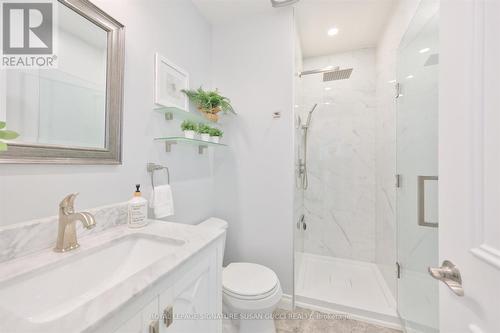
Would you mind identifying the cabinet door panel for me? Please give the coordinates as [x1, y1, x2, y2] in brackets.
[159, 253, 218, 333]
[113, 297, 159, 333]
[113, 310, 142, 333]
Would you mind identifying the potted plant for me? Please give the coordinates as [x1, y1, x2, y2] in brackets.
[0, 121, 19, 152]
[180, 120, 197, 139]
[209, 128, 223, 144]
[197, 124, 212, 142]
[182, 87, 234, 122]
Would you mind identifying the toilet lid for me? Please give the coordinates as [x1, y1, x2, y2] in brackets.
[223, 263, 279, 297]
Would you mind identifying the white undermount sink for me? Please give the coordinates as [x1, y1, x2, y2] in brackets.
[0, 233, 185, 324]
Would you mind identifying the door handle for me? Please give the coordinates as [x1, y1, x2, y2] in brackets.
[428, 260, 464, 296]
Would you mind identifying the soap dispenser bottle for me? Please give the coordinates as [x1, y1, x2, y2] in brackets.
[128, 184, 148, 228]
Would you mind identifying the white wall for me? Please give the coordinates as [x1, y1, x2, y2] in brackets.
[211, 8, 295, 294]
[300, 49, 377, 263]
[0, 0, 216, 226]
[375, 0, 420, 297]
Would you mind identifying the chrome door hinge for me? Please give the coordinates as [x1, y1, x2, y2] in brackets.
[396, 262, 401, 279]
[395, 174, 402, 188]
[395, 82, 402, 99]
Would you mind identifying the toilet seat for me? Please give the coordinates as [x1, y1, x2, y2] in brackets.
[224, 282, 280, 300]
[223, 263, 279, 300]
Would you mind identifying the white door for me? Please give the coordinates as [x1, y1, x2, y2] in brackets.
[440, 0, 500, 332]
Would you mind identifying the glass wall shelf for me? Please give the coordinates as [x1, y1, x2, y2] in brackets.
[154, 137, 227, 154]
[154, 106, 217, 124]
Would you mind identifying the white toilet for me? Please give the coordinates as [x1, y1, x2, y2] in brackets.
[199, 218, 283, 333]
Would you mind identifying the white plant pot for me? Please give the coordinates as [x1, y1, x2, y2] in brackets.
[211, 136, 220, 144]
[200, 133, 210, 142]
[184, 130, 195, 139]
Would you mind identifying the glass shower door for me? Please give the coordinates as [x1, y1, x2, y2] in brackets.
[293, 30, 306, 305]
[396, 1, 439, 332]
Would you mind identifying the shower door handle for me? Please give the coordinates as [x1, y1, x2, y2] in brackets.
[417, 175, 439, 227]
[428, 260, 464, 296]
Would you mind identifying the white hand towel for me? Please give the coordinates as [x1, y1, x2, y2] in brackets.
[150, 185, 174, 218]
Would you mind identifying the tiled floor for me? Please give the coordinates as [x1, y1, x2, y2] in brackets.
[273, 307, 402, 333]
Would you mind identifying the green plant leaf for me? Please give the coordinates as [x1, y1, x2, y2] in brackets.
[0, 130, 19, 140]
[196, 123, 212, 134]
[209, 127, 223, 137]
[180, 120, 197, 131]
[0, 141, 7, 151]
[182, 87, 234, 112]
[0, 121, 5, 129]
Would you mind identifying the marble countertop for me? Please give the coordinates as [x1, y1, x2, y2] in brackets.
[0, 220, 225, 333]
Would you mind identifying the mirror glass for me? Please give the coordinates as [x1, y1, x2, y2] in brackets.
[4, 2, 108, 149]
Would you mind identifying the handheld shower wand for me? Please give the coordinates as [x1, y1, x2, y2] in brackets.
[299, 104, 318, 190]
[303, 103, 318, 129]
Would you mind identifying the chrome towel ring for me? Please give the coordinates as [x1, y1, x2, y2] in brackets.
[147, 163, 170, 188]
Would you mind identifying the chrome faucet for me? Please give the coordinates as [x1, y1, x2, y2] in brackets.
[54, 193, 96, 252]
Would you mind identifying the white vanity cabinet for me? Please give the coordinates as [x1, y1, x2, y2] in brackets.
[106, 240, 223, 333]
[0, 220, 225, 333]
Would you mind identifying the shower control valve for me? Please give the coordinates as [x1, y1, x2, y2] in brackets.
[297, 214, 307, 231]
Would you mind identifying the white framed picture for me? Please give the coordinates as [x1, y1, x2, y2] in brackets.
[154, 53, 189, 110]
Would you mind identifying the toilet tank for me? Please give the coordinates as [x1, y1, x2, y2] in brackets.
[198, 217, 228, 255]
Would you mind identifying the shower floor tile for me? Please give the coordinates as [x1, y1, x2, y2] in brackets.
[296, 253, 398, 324]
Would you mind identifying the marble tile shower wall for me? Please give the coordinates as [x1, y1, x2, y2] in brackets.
[300, 48, 377, 262]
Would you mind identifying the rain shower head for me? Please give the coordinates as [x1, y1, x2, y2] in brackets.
[299, 66, 354, 81]
[271, 0, 300, 8]
[323, 68, 353, 81]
